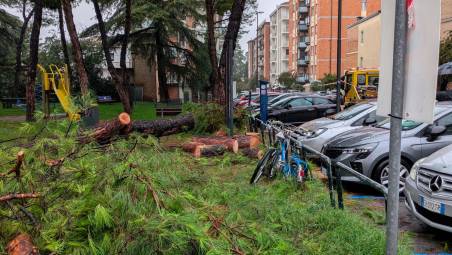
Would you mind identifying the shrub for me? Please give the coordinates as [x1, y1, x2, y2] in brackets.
[182, 102, 225, 134]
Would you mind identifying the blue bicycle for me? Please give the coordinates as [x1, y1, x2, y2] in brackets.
[250, 122, 310, 185]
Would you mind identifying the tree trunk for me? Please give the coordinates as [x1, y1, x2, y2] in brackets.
[192, 136, 239, 153]
[58, 5, 72, 87]
[81, 112, 132, 144]
[92, 0, 132, 113]
[205, 0, 219, 100]
[155, 26, 169, 102]
[25, 0, 43, 122]
[132, 114, 195, 137]
[14, 1, 33, 98]
[216, 0, 247, 105]
[61, 0, 89, 95]
[120, 0, 133, 110]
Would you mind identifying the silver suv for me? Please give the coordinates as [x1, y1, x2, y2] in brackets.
[405, 144, 452, 233]
[297, 101, 385, 152]
[323, 105, 452, 190]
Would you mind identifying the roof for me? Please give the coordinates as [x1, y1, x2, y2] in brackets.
[347, 11, 381, 29]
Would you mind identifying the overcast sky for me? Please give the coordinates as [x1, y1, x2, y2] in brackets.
[6, 0, 286, 50]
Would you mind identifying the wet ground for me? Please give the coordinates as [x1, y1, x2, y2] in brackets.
[342, 182, 452, 254]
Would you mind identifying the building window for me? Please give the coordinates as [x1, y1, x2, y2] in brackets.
[360, 30, 364, 44]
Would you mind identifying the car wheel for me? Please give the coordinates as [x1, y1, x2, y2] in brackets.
[372, 158, 411, 193]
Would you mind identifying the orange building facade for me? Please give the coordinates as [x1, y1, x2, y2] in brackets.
[258, 22, 271, 81]
[307, 0, 380, 81]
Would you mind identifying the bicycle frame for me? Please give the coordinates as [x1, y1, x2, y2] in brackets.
[275, 133, 309, 182]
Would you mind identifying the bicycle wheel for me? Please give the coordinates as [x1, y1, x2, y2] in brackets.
[250, 148, 276, 184]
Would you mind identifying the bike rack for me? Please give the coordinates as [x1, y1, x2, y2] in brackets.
[248, 116, 389, 212]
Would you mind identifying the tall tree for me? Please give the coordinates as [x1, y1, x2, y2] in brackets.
[61, 0, 89, 95]
[204, 0, 251, 104]
[92, 0, 132, 113]
[12, 0, 33, 98]
[26, 0, 43, 121]
[57, 4, 72, 86]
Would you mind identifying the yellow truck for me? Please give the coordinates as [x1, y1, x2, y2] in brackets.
[343, 68, 379, 107]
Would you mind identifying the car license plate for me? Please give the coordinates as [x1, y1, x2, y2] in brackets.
[419, 196, 445, 215]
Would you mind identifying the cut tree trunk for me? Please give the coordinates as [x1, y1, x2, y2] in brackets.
[199, 144, 227, 157]
[181, 142, 205, 157]
[6, 233, 38, 255]
[62, 0, 89, 95]
[192, 137, 239, 153]
[25, 0, 43, 122]
[233, 135, 260, 149]
[241, 148, 263, 159]
[84, 112, 131, 144]
[133, 114, 195, 137]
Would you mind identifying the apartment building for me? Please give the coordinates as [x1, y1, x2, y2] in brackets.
[288, 0, 310, 83]
[307, 0, 380, 81]
[257, 22, 271, 81]
[270, 2, 290, 85]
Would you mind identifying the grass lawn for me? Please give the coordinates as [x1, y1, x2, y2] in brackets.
[0, 102, 156, 121]
[0, 120, 411, 254]
[98, 102, 156, 120]
[0, 106, 25, 117]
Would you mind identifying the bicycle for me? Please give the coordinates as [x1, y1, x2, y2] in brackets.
[250, 121, 310, 185]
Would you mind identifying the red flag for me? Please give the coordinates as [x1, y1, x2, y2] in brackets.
[407, 0, 415, 29]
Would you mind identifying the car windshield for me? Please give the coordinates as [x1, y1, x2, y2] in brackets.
[269, 94, 288, 105]
[377, 108, 447, 130]
[329, 103, 373, 120]
[271, 97, 293, 108]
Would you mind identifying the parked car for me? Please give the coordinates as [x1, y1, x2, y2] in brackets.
[404, 144, 452, 233]
[296, 101, 385, 152]
[323, 104, 452, 190]
[247, 92, 282, 109]
[234, 93, 258, 107]
[256, 95, 336, 124]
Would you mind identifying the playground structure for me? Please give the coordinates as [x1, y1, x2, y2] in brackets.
[343, 68, 379, 107]
[37, 64, 80, 120]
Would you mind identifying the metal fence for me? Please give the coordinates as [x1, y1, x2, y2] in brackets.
[249, 116, 388, 211]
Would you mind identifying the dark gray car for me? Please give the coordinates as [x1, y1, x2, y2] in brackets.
[323, 105, 452, 190]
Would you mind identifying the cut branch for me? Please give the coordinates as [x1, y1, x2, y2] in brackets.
[1, 151, 25, 179]
[0, 193, 41, 203]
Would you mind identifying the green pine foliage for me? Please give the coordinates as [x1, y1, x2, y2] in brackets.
[0, 119, 410, 254]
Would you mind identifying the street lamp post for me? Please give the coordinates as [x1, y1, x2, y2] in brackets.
[335, 0, 342, 113]
[250, 11, 264, 106]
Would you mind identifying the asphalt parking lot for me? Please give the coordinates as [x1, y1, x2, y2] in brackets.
[342, 182, 452, 254]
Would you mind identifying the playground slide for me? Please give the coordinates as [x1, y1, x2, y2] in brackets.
[37, 64, 80, 120]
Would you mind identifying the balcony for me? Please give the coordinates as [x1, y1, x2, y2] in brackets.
[298, 57, 310, 66]
[298, 41, 307, 48]
[299, 24, 308, 31]
[299, 6, 308, 14]
[296, 75, 309, 83]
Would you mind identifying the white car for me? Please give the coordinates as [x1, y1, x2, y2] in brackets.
[296, 101, 386, 153]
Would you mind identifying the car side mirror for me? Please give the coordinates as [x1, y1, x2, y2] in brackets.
[427, 125, 447, 141]
[363, 117, 377, 126]
[285, 104, 292, 109]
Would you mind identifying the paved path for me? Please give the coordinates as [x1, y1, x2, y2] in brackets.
[0, 115, 25, 122]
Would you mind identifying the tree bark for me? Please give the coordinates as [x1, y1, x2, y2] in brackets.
[25, 0, 43, 122]
[192, 136, 239, 153]
[61, 0, 89, 96]
[92, 0, 132, 113]
[241, 148, 263, 159]
[82, 112, 132, 144]
[155, 25, 169, 102]
[120, 0, 133, 110]
[205, 0, 219, 99]
[215, 0, 247, 105]
[14, 0, 33, 98]
[233, 134, 260, 149]
[57, 4, 72, 87]
[132, 114, 195, 137]
[6, 233, 39, 255]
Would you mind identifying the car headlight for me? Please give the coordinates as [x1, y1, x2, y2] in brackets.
[341, 143, 378, 154]
[410, 158, 425, 180]
[305, 128, 327, 138]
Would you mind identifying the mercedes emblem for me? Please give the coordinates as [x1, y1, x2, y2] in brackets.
[429, 175, 443, 192]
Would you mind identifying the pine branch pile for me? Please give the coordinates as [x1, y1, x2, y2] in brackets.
[0, 119, 411, 254]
